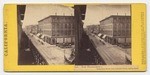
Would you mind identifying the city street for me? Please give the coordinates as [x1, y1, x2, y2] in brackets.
[19, 28, 131, 65]
[25, 31, 73, 65]
[87, 32, 131, 65]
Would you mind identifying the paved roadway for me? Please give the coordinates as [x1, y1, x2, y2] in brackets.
[26, 32, 72, 65]
[88, 33, 131, 65]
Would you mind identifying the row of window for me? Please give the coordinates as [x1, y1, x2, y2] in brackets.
[100, 17, 131, 25]
[113, 17, 130, 20]
[52, 30, 75, 36]
[53, 23, 75, 29]
[114, 23, 131, 29]
[52, 17, 75, 22]
[41, 29, 75, 36]
[101, 23, 131, 30]
[101, 29, 131, 37]
[114, 30, 131, 36]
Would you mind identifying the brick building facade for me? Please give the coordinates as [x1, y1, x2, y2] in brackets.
[38, 15, 75, 45]
[100, 15, 131, 46]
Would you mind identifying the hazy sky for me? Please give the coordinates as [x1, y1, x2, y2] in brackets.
[83, 4, 130, 27]
[22, 4, 130, 28]
[22, 4, 74, 27]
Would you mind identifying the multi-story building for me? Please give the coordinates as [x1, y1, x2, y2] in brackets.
[100, 15, 131, 46]
[38, 15, 75, 45]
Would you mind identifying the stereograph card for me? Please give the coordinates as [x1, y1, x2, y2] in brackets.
[3, 3, 146, 71]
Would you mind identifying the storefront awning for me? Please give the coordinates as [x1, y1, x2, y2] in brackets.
[40, 35, 45, 39]
[98, 33, 102, 37]
[36, 33, 41, 37]
[102, 35, 107, 39]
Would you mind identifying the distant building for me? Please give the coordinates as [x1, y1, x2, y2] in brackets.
[25, 25, 33, 33]
[86, 24, 100, 34]
[38, 15, 75, 44]
[25, 25, 38, 35]
[100, 15, 131, 46]
[31, 25, 38, 34]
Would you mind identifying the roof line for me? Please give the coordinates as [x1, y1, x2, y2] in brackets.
[100, 15, 131, 22]
[38, 15, 74, 22]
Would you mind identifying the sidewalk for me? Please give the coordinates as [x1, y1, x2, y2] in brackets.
[28, 33, 72, 65]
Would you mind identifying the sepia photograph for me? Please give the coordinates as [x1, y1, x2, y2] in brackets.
[17, 4, 131, 65]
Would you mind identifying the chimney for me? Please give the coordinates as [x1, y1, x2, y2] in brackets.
[125, 13, 126, 16]
[117, 13, 118, 15]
